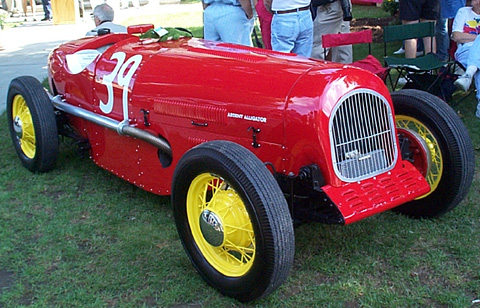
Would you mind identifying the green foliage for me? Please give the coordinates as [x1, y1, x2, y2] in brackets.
[382, 0, 399, 16]
[140, 27, 193, 42]
[353, 3, 392, 19]
[0, 9, 9, 29]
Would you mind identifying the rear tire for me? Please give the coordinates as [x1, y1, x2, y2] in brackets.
[392, 89, 474, 218]
[7, 76, 59, 173]
[172, 141, 295, 302]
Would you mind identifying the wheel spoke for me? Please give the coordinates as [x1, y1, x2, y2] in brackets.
[12, 96, 36, 158]
[187, 173, 256, 276]
[224, 223, 254, 234]
[223, 240, 254, 264]
[396, 115, 443, 197]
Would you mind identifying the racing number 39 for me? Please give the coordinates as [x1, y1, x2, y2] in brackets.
[100, 52, 142, 118]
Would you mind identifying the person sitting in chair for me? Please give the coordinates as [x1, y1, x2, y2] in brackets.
[452, 0, 480, 118]
[86, 3, 127, 36]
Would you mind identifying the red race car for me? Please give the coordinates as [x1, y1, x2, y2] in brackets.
[6, 25, 474, 302]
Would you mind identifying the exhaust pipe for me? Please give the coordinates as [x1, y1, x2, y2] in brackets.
[50, 95, 172, 158]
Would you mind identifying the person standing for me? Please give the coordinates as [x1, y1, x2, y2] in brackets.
[256, 0, 273, 49]
[202, 0, 256, 46]
[264, 0, 313, 57]
[22, 0, 36, 21]
[451, 0, 480, 117]
[310, 0, 353, 63]
[435, 0, 465, 61]
[121, 0, 139, 9]
[41, 0, 52, 21]
[399, 0, 439, 58]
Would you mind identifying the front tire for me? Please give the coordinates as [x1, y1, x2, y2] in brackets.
[392, 89, 474, 218]
[172, 141, 295, 302]
[7, 76, 59, 173]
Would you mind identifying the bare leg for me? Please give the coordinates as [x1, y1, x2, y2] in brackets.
[420, 18, 436, 54]
[402, 19, 418, 59]
[21, 0, 27, 17]
[31, 0, 36, 19]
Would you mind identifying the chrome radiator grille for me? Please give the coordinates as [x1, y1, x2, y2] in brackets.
[329, 89, 397, 182]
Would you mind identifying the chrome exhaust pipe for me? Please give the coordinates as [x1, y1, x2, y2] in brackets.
[50, 94, 172, 158]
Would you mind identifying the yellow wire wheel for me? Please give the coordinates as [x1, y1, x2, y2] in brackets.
[391, 89, 474, 218]
[172, 141, 294, 301]
[11, 94, 37, 159]
[7, 76, 59, 173]
[186, 173, 255, 277]
[396, 115, 443, 197]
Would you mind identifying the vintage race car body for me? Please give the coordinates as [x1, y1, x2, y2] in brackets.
[48, 31, 428, 224]
[7, 25, 474, 302]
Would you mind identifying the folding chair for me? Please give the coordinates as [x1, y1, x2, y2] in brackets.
[383, 21, 452, 93]
[322, 29, 389, 81]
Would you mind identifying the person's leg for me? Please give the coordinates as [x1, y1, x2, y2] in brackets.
[13, 0, 21, 13]
[420, 0, 439, 54]
[311, 2, 343, 60]
[216, 5, 253, 46]
[256, 1, 272, 49]
[463, 36, 480, 118]
[203, 4, 221, 42]
[455, 45, 469, 70]
[21, 0, 27, 17]
[292, 9, 313, 57]
[454, 36, 480, 91]
[332, 20, 352, 63]
[204, 4, 253, 46]
[474, 70, 480, 118]
[41, 0, 52, 20]
[30, 0, 36, 19]
[435, 17, 449, 61]
[271, 13, 298, 54]
[403, 19, 420, 58]
[4, 0, 12, 12]
[420, 18, 436, 54]
[399, 0, 421, 58]
[467, 35, 480, 69]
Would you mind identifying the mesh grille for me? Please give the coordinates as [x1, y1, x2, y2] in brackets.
[329, 90, 397, 182]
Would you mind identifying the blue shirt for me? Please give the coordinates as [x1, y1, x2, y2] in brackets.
[441, 0, 466, 19]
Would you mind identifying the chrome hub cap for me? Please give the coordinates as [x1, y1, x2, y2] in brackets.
[13, 116, 23, 140]
[199, 210, 224, 247]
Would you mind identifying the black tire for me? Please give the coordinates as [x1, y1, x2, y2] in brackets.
[6, 76, 59, 173]
[392, 89, 474, 218]
[172, 141, 295, 302]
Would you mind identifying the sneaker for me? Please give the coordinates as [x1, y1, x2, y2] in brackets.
[454, 74, 472, 92]
[454, 65, 465, 76]
[397, 77, 407, 86]
[393, 47, 405, 55]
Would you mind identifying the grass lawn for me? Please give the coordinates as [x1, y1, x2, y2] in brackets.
[1, 3, 480, 307]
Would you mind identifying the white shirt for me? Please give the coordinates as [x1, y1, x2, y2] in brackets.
[86, 22, 128, 36]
